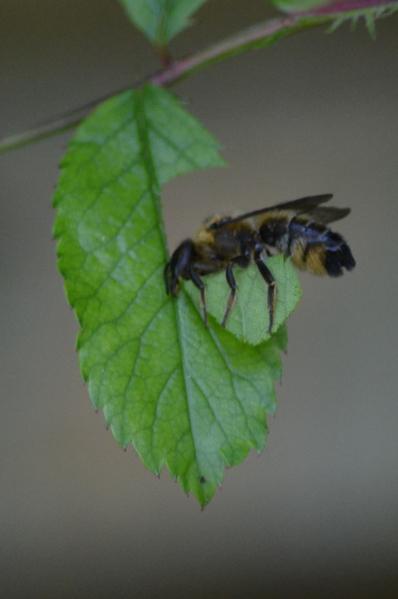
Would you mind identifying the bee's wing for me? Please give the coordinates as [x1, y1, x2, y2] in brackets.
[264, 193, 334, 213]
[305, 206, 351, 224]
[209, 194, 333, 229]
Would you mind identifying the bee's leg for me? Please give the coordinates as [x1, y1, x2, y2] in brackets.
[254, 248, 276, 334]
[222, 263, 237, 327]
[189, 267, 208, 326]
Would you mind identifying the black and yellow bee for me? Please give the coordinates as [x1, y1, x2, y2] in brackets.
[164, 194, 356, 332]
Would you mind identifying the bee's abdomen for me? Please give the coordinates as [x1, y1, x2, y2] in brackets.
[323, 233, 356, 276]
[291, 223, 355, 277]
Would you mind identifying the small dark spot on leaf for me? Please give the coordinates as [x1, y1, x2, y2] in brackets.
[199, 475, 206, 484]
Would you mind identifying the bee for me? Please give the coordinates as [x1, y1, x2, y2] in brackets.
[164, 194, 356, 332]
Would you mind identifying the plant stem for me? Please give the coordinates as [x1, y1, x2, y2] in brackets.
[0, 0, 396, 155]
[156, 44, 174, 68]
[0, 15, 321, 155]
[151, 15, 327, 87]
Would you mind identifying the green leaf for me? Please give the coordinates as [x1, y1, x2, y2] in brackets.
[328, 4, 398, 36]
[53, 84, 294, 506]
[272, 0, 398, 39]
[271, 0, 328, 13]
[119, 0, 207, 45]
[186, 258, 302, 346]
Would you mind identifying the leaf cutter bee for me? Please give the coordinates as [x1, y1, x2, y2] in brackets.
[164, 194, 356, 332]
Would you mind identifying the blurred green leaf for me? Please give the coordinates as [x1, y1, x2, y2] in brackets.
[327, 3, 398, 36]
[53, 84, 296, 505]
[272, 0, 398, 37]
[271, 0, 328, 14]
[186, 257, 301, 346]
[119, 0, 207, 45]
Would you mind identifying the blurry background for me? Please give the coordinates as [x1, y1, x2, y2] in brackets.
[1, 1, 398, 597]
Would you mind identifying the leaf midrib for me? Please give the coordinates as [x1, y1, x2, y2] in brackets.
[133, 86, 202, 479]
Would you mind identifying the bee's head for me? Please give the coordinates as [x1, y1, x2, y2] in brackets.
[164, 239, 194, 296]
